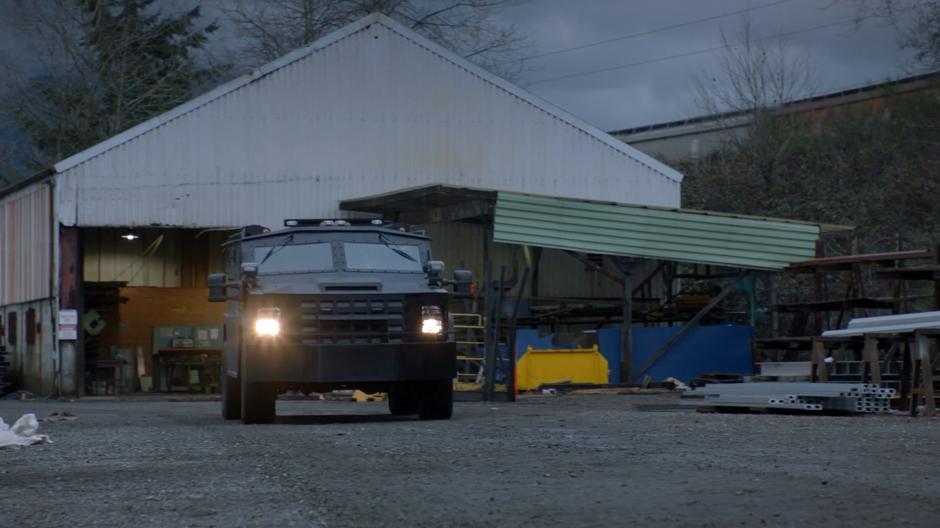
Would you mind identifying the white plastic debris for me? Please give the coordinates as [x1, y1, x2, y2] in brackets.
[664, 377, 690, 391]
[0, 413, 52, 448]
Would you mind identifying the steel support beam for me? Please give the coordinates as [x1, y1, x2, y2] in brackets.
[615, 258, 636, 383]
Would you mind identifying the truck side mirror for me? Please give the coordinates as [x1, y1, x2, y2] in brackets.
[426, 260, 445, 287]
[453, 269, 474, 296]
[207, 273, 227, 302]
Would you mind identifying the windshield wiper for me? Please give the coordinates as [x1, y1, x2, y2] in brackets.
[377, 232, 418, 263]
[259, 234, 294, 266]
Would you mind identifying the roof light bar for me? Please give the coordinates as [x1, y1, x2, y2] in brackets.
[283, 218, 386, 227]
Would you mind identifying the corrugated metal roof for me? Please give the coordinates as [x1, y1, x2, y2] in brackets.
[54, 13, 680, 183]
[52, 13, 682, 228]
[822, 311, 940, 337]
[492, 192, 821, 270]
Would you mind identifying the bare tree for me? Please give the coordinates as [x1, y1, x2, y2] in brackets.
[216, 0, 529, 78]
[841, 0, 940, 70]
[693, 17, 818, 120]
[907, 2, 940, 68]
[689, 17, 818, 194]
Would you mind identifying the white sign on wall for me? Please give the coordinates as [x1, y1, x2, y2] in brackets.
[58, 309, 78, 341]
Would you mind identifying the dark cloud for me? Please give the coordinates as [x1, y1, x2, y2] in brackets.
[503, 0, 919, 130]
[0, 0, 919, 134]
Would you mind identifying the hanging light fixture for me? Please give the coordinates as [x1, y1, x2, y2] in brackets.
[121, 233, 140, 241]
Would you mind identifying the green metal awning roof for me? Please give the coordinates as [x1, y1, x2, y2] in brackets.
[493, 192, 824, 270]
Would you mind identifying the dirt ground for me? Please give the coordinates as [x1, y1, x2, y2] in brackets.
[1, 393, 939, 527]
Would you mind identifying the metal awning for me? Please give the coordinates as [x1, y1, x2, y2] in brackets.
[342, 184, 840, 271]
[493, 192, 827, 270]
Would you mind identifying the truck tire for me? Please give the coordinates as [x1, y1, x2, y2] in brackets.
[418, 380, 453, 420]
[388, 385, 419, 415]
[221, 373, 241, 420]
[241, 380, 276, 424]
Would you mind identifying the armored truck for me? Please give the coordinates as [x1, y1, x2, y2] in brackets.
[208, 219, 470, 423]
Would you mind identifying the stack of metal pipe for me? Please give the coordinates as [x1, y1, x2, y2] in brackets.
[680, 382, 895, 414]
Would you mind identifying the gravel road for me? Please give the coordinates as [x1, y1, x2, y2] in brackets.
[1, 394, 939, 527]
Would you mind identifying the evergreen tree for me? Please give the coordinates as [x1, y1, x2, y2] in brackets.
[5, 0, 223, 170]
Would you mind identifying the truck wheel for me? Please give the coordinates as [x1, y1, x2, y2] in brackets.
[241, 381, 276, 424]
[388, 385, 419, 415]
[221, 374, 241, 420]
[418, 380, 453, 421]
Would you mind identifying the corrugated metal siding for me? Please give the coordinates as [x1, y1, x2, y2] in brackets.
[0, 184, 52, 305]
[493, 192, 820, 270]
[55, 18, 679, 229]
[0, 299, 56, 394]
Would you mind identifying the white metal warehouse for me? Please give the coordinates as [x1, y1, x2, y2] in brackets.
[0, 13, 681, 396]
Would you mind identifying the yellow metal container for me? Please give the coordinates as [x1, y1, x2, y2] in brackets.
[516, 346, 609, 390]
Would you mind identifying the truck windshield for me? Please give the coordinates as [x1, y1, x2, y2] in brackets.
[253, 242, 334, 274]
[344, 242, 423, 272]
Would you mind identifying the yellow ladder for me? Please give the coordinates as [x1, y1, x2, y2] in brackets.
[453, 313, 485, 385]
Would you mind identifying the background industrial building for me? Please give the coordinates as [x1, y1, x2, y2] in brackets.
[610, 72, 940, 161]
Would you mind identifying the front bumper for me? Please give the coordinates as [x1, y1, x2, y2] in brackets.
[243, 341, 456, 383]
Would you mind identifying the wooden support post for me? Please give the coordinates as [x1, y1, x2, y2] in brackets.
[911, 334, 923, 417]
[663, 262, 676, 305]
[745, 272, 757, 329]
[618, 259, 634, 384]
[862, 337, 882, 384]
[483, 265, 506, 402]
[495, 268, 507, 396]
[811, 339, 829, 382]
[912, 332, 936, 418]
[766, 272, 779, 339]
[482, 217, 493, 272]
[899, 340, 913, 411]
[813, 240, 825, 334]
[921, 339, 936, 417]
[933, 244, 940, 311]
[482, 262, 496, 401]
[59, 226, 83, 397]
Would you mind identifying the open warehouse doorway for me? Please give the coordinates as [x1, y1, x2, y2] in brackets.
[77, 227, 231, 395]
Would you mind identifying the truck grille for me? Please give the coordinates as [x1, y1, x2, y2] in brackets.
[298, 298, 406, 345]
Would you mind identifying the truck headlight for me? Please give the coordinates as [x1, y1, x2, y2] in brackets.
[254, 307, 281, 337]
[421, 305, 443, 335]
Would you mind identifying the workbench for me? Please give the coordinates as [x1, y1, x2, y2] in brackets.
[154, 348, 222, 393]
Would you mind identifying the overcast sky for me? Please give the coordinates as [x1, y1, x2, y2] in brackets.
[0, 0, 922, 134]
[501, 0, 920, 131]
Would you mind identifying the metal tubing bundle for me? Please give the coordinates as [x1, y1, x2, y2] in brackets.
[680, 382, 895, 414]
